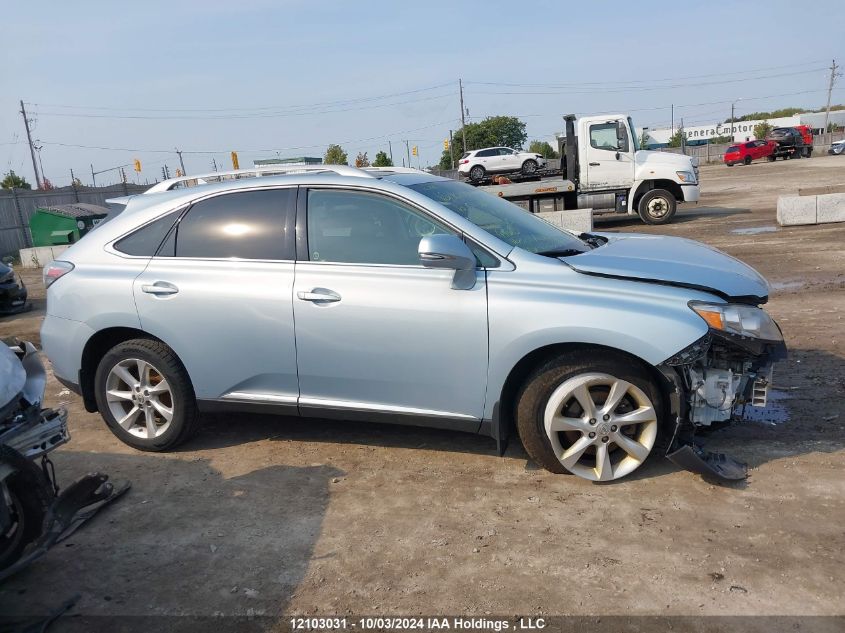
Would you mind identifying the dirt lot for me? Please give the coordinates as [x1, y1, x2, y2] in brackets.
[1, 156, 843, 625]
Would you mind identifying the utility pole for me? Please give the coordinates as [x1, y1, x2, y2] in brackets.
[730, 102, 735, 139]
[91, 163, 97, 187]
[19, 100, 42, 189]
[449, 130, 455, 168]
[404, 140, 411, 168]
[671, 104, 674, 137]
[388, 140, 393, 165]
[459, 79, 467, 152]
[823, 59, 841, 138]
[211, 157, 218, 172]
[175, 148, 187, 176]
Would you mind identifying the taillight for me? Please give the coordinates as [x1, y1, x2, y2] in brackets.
[43, 260, 74, 288]
[460, 159, 469, 164]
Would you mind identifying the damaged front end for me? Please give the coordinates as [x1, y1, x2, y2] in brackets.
[0, 261, 29, 316]
[659, 302, 787, 481]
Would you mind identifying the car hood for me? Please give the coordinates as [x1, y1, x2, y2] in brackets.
[561, 233, 769, 303]
[634, 149, 696, 172]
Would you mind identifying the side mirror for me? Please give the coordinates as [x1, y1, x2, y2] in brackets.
[418, 234, 476, 290]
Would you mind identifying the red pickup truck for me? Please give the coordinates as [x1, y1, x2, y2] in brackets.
[724, 140, 776, 166]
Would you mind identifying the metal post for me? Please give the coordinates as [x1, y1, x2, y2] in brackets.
[405, 140, 411, 167]
[176, 149, 187, 176]
[70, 169, 80, 202]
[91, 164, 96, 187]
[459, 79, 467, 152]
[449, 130, 455, 169]
[388, 140, 393, 165]
[823, 59, 839, 139]
[20, 100, 42, 189]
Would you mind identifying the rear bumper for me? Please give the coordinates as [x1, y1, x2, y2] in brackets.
[40, 314, 93, 390]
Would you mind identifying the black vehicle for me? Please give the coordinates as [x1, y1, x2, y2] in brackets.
[0, 260, 28, 315]
[766, 127, 810, 160]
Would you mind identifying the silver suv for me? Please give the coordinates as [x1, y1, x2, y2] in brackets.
[41, 166, 786, 481]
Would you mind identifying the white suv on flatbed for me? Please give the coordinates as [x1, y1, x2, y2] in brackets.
[458, 147, 546, 181]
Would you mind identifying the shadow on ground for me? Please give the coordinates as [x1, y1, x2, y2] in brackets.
[596, 206, 751, 228]
[0, 451, 342, 625]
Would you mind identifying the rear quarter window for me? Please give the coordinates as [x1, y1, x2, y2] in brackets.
[113, 211, 181, 256]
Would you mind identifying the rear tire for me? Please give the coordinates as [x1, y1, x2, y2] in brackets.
[94, 338, 200, 452]
[637, 189, 677, 225]
[726, 162, 734, 167]
[766, 155, 776, 162]
[515, 350, 669, 480]
[743, 156, 752, 166]
[468, 165, 485, 181]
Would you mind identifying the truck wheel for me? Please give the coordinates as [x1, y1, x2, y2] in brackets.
[743, 156, 752, 166]
[521, 159, 538, 175]
[637, 189, 677, 225]
[805, 147, 813, 158]
[95, 338, 200, 452]
[767, 155, 776, 162]
[726, 162, 734, 167]
[515, 350, 669, 480]
[469, 165, 485, 181]
[792, 150, 801, 159]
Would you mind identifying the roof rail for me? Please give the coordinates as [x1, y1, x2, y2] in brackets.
[362, 166, 426, 175]
[144, 164, 374, 194]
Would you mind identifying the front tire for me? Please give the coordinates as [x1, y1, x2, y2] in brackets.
[0, 474, 47, 570]
[743, 156, 752, 166]
[468, 165, 485, 181]
[516, 351, 668, 481]
[94, 338, 199, 451]
[637, 189, 677, 225]
[521, 159, 538, 175]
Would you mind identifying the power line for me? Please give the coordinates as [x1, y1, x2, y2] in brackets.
[465, 60, 827, 88]
[465, 68, 827, 96]
[36, 118, 460, 156]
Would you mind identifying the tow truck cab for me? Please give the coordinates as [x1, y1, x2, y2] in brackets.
[557, 114, 700, 224]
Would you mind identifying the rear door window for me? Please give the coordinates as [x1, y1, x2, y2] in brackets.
[158, 188, 296, 259]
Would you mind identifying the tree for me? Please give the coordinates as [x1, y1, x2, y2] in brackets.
[753, 121, 772, 140]
[372, 151, 393, 167]
[323, 144, 348, 165]
[438, 115, 527, 169]
[528, 140, 559, 159]
[639, 131, 650, 150]
[354, 151, 370, 168]
[667, 128, 686, 148]
[1, 171, 31, 190]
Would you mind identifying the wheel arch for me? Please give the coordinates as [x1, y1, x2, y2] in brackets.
[489, 341, 673, 446]
[630, 179, 684, 208]
[79, 327, 165, 412]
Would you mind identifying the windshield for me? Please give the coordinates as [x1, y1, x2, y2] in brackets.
[409, 180, 588, 256]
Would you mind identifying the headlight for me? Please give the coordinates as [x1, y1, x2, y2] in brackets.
[689, 302, 782, 341]
[676, 170, 696, 184]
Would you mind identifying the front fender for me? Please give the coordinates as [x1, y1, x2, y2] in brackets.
[483, 264, 712, 420]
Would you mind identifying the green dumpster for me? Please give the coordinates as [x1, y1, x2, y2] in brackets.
[29, 204, 109, 247]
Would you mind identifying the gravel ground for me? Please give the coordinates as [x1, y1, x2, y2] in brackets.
[0, 155, 843, 626]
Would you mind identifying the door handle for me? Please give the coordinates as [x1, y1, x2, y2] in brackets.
[141, 282, 179, 296]
[297, 289, 341, 303]
[589, 162, 600, 166]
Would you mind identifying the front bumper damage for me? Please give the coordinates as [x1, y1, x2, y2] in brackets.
[658, 329, 788, 481]
[0, 273, 29, 315]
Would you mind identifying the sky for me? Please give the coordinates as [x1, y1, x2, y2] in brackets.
[1, 0, 843, 187]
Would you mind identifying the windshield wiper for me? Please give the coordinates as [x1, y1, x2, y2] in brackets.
[536, 248, 585, 258]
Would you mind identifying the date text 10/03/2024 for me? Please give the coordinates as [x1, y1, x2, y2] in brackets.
[290, 617, 547, 631]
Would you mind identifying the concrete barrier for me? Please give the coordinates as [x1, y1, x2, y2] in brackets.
[777, 192, 845, 226]
[817, 192, 845, 224]
[537, 209, 593, 233]
[19, 245, 69, 269]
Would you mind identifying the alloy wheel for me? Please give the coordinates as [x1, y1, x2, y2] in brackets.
[105, 358, 174, 439]
[543, 373, 658, 481]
